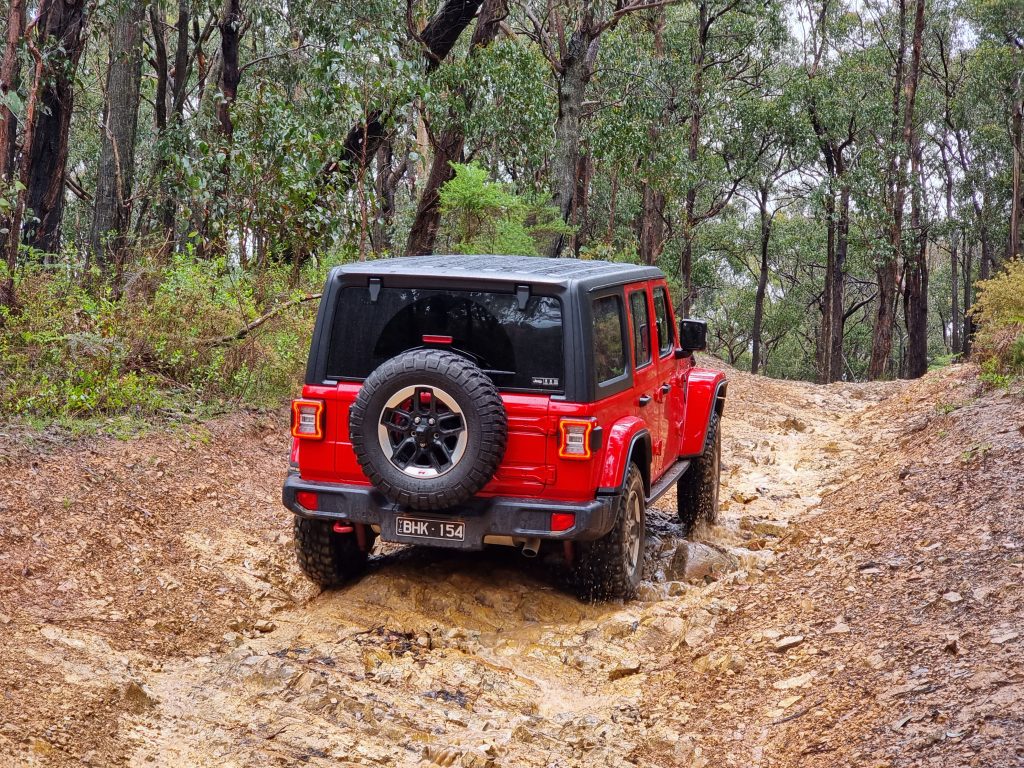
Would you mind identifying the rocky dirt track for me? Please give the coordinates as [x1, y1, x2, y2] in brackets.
[1, 364, 1022, 767]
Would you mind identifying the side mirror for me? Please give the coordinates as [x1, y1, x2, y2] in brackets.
[678, 318, 707, 355]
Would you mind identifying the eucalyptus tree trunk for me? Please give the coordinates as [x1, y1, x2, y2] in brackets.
[868, 0, 925, 380]
[903, 138, 929, 378]
[216, 0, 241, 141]
[0, 0, 26, 309]
[0, 0, 24, 186]
[750, 186, 772, 374]
[962, 241, 973, 356]
[24, 0, 87, 254]
[547, 29, 598, 257]
[406, 0, 506, 257]
[829, 184, 851, 382]
[639, 185, 666, 266]
[1010, 92, 1023, 260]
[90, 2, 145, 290]
[328, 0, 484, 193]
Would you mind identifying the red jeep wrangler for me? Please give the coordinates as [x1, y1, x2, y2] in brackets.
[283, 256, 726, 600]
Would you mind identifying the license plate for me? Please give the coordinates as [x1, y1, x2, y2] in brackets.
[395, 516, 465, 542]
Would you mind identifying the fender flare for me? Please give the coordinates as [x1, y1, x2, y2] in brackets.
[680, 372, 728, 458]
[596, 417, 651, 496]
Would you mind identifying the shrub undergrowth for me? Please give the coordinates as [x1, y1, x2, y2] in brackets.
[0, 254, 339, 428]
[971, 259, 1024, 381]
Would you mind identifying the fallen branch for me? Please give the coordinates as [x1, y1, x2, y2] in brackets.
[203, 293, 322, 346]
[772, 698, 825, 726]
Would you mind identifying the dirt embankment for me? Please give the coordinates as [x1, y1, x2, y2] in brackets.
[1, 364, 1021, 767]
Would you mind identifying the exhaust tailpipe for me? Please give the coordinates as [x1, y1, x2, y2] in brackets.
[521, 538, 541, 558]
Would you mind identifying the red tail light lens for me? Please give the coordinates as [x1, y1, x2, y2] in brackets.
[551, 512, 575, 532]
[558, 418, 595, 460]
[291, 399, 325, 440]
[296, 491, 318, 510]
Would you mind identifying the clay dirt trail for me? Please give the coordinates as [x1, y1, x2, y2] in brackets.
[1, 364, 1022, 767]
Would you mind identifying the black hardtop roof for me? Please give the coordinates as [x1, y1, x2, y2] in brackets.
[335, 255, 664, 290]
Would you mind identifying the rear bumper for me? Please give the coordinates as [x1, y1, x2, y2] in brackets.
[282, 475, 616, 550]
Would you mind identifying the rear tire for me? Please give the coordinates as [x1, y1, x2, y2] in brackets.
[293, 518, 374, 588]
[677, 410, 721, 538]
[574, 463, 646, 602]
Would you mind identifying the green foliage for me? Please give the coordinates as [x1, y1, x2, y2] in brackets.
[0, 255, 331, 425]
[438, 163, 571, 255]
[971, 260, 1024, 377]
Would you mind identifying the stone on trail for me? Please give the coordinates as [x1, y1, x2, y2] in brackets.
[665, 542, 739, 583]
[773, 635, 805, 653]
[773, 672, 814, 690]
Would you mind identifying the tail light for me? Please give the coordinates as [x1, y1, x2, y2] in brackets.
[558, 418, 595, 460]
[551, 512, 575, 532]
[296, 491, 318, 510]
[291, 399, 325, 440]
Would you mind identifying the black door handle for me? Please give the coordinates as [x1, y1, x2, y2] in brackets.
[660, 383, 672, 394]
[639, 395, 652, 407]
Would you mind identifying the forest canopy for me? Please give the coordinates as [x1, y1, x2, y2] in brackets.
[0, 0, 1021, 422]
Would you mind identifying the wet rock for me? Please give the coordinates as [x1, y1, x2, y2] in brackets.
[731, 490, 759, 504]
[781, 415, 808, 432]
[773, 635, 805, 653]
[772, 672, 814, 690]
[989, 630, 1019, 645]
[222, 631, 243, 647]
[742, 519, 789, 537]
[122, 680, 158, 713]
[607, 657, 642, 681]
[665, 542, 739, 583]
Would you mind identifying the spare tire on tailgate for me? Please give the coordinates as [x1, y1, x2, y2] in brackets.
[349, 349, 508, 510]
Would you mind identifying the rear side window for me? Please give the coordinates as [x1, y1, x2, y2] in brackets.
[653, 286, 673, 356]
[629, 290, 651, 368]
[326, 287, 564, 392]
[592, 295, 628, 386]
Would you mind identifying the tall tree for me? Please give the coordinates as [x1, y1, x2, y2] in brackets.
[90, 2, 146, 289]
[868, 0, 926, 379]
[406, 0, 508, 256]
[0, 0, 25, 189]
[519, 0, 677, 257]
[2, 0, 45, 310]
[23, 0, 87, 254]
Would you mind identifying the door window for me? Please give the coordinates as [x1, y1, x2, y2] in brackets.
[592, 294, 628, 386]
[653, 286, 674, 357]
[629, 290, 652, 368]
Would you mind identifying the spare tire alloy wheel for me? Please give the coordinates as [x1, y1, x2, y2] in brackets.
[350, 349, 508, 511]
[378, 386, 468, 478]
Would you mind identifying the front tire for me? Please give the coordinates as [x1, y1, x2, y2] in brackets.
[677, 410, 721, 537]
[293, 518, 374, 588]
[574, 463, 646, 601]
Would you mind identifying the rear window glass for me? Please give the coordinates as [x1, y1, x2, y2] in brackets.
[326, 287, 564, 392]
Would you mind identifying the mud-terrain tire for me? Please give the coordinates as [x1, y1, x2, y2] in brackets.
[677, 410, 721, 537]
[574, 463, 646, 602]
[293, 518, 375, 588]
[349, 349, 508, 511]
